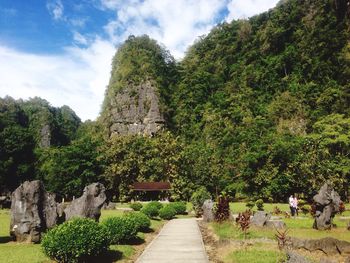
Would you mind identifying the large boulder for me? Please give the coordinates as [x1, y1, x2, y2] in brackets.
[64, 183, 106, 221]
[251, 211, 271, 227]
[313, 183, 341, 230]
[10, 180, 58, 243]
[265, 220, 286, 229]
[286, 251, 310, 263]
[202, 199, 214, 222]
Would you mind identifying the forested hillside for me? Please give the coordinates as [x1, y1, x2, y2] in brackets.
[1, 0, 349, 202]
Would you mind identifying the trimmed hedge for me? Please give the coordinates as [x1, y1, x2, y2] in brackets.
[148, 201, 163, 210]
[130, 202, 143, 211]
[101, 216, 138, 244]
[159, 205, 177, 220]
[141, 202, 161, 218]
[169, 202, 187, 215]
[41, 218, 109, 263]
[125, 212, 151, 232]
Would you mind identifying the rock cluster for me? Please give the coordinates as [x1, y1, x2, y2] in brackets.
[10, 180, 58, 243]
[291, 237, 350, 256]
[313, 183, 341, 230]
[10, 181, 106, 243]
[250, 211, 286, 229]
[109, 81, 164, 136]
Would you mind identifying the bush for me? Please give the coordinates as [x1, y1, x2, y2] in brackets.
[300, 204, 311, 215]
[129, 202, 143, 211]
[125, 212, 151, 232]
[246, 201, 255, 210]
[141, 202, 161, 218]
[148, 201, 163, 210]
[190, 187, 211, 216]
[101, 216, 137, 244]
[214, 195, 230, 222]
[255, 199, 264, 211]
[41, 218, 109, 263]
[169, 202, 187, 215]
[159, 205, 177, 220]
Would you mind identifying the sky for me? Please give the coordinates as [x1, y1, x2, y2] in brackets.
[0, 0, 279, 121]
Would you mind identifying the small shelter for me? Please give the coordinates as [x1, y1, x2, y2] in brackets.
[131, 182, 171, 201]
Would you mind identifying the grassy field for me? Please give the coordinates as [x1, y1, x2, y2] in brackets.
[0, 206, 166, 263]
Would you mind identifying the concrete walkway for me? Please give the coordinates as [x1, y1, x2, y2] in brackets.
[136, 218, 209, 263]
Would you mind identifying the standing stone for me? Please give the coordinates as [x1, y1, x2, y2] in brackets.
[251, 211, 271, 227]
[313, 183, 341, 230]
[202, 199, 214, 222]
[64, 183, 106, 222]
[10, 180, 58, 243]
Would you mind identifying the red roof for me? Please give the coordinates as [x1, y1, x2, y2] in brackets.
[131, 182, 171, 191]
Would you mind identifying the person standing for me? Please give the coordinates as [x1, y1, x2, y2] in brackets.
[293, 195, 298, 217]
[289, 195, 295, 216]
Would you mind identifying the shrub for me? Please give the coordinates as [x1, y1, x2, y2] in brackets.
[148, 201, 163, 210]
[41, 218, 109, 263]
[214, 195, 230, 222]
[159, 205, 177, 220]
[190, 187, 211, 216]
[255, 199, 264, 211]
[141, 202, 160, 218]
[246, 201, 255, 210]
[169, 201, 187, 215]
[300, 204, 311, 215]
[339, 201, 346, 215]
[125, 212, 151, 232]
[129, 202, 143, 211]
[101, 216, 137, 244]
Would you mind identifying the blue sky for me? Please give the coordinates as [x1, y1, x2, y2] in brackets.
[0, 0, 279, 121]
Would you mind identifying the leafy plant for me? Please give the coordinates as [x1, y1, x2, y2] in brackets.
[255, 199, 264, 211]
[215, 195, 230, 222]
[273, 206, 282, 215]
[125, 211, 151, 232]
[159, 205, 177, 220]
[236, 210, 251, 239]
[190, 187, 211, 217]
[246, 201, 255, 210]
[169, 201, 187, 215]
[41, 218, 109, 263]
[129, 202, 143, 211]
[101, 216, 138, 244]
[141, 202, 161, 218]
[275, 228, 290, 250]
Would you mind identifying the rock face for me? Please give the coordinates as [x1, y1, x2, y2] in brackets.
[313, 183, 341, 230]
[109, 81, 165, 136]
[64, 183, 106, 221]
[265, 220, 286, 229]
[10, 180, 58, 243]
[286, 250, 310, 263]
[202, 199, 214, 222]
[290, 237, 350, 256]
[39, 124, 51, 148]
[251, 211, 271, 227]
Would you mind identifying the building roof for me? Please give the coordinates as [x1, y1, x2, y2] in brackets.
[131, 182, 171, 191]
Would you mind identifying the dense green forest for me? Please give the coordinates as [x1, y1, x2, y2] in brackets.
[1, 0, 349, 202]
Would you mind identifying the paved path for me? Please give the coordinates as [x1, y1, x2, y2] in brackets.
[136, 218, 209, 263]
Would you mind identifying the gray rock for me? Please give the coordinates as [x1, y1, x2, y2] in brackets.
[202, 199, 214, 222]
[286, 250, 310, 263]
[10, 180, 58, 243]
[265, 220, 286, 229]
[64, 183, 106, 221]
[39, 124, 51, 148]
[251, 211, 271, 227]
[320, 258, 337, 263]
[290, 237, 350, 255]
[313, 183, 342, 230]
[109, 80, 165, 136]
[103, 202, 116, 210]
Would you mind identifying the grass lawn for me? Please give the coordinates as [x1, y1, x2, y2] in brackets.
[0, 208, 166, 263]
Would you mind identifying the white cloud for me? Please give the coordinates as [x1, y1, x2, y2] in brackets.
[0, 39, 115, 121]
[101, 0, 228, 59]
[226, 0, 279, 21]
[46, 0, 64, 20]
[73, 31, 89, 45]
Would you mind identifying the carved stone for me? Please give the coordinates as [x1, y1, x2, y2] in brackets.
[10, 180, 58, 243]
[64, 183, 106, 221]
[202, 199, 214, 222]
[313, 183, 341, 230]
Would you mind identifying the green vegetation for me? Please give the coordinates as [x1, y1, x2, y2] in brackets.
[190, 187, 211, 216]
[159, 205, 177, 220]
[129, 202, 143, 211]
[101, 216, 138, 244]
[125, 212, 151, 232]
[41, 218, 109, 263]
[141, 202, 161, 218]
[169, 201, 187, 215]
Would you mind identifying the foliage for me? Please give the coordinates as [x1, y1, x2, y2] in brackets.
[124, 212, 151, 232]
[141, 202, 161, 218]
[169, 202, 187, 215]
[190, 187, 211, 216]
[41, 218, 109, 263]
[275, 228, 290, 250]
[246, 201, 255, 210]
[101, 216, 138, 244]
[159, 205, 177, 220]
[255, 199, 264, 211]
[339, 201, 346, 215]
[148, 201, 163, 210]
[215, 195, 230, 222]
[236, 210, 251, 239]
[129, 202, 143, 211]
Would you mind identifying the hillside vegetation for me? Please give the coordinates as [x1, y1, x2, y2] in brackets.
[0, 0, 349, 201]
